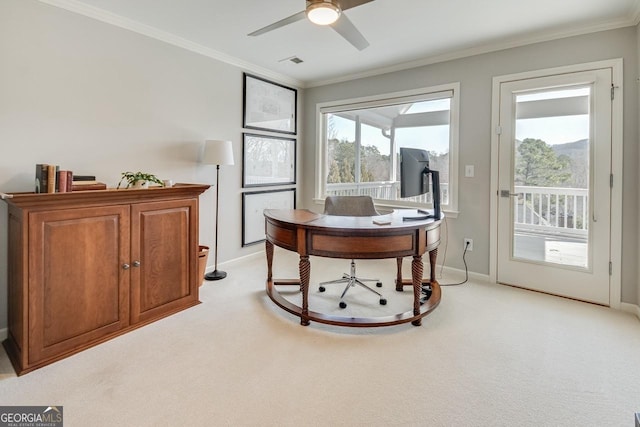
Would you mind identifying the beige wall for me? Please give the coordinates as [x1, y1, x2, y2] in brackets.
[302, 27, 639, 304]
[0, 0, 290, 329]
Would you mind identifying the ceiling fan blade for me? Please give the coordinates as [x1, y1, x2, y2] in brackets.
[248, 11, 306, 36]
[339, 0, 376, 11]
[331, 14, 369, 50]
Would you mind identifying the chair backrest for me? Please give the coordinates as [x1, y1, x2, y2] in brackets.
[323, 196, 379, 217]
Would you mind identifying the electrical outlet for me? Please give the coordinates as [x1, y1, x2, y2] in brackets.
[464, 238, 473, 251]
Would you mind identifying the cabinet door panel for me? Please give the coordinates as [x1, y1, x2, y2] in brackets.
[28, 206, 130, 364]
[130, 199, 197, 323]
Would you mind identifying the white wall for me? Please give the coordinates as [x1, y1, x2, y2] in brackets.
[0, 0, 290, 329]
[302, 27, 639, 304]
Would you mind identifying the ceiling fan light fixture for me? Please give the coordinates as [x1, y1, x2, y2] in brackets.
[306, 2, 341, 26]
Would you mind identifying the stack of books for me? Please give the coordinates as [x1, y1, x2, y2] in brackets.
[35, 165, 106, 193]
[71, 176, 107, 192]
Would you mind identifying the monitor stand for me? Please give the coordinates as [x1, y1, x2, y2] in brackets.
[402, 169, 441, 221]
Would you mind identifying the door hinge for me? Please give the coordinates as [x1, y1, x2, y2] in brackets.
[609, 262, 612, 275]
[610, 173, 613, 188]
[496, 125, 502, 135]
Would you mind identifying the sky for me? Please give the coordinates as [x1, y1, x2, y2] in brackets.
[516, 115, 589, 145]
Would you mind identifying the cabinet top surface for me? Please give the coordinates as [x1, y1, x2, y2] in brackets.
[3, 183, 211, 209]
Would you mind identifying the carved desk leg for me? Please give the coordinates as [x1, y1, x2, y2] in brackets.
[265, 240, 274, 282]
[299, 255, 311, 326]
[429, 247, 439, 286]
[411, 255, 424, 326]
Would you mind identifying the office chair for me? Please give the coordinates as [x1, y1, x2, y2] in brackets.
[319, 195, 387, 309]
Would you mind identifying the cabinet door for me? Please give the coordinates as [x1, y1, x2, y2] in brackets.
[130, 198, 198, 324]
[28, 206, 130, 364]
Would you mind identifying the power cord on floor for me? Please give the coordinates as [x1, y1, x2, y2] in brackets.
[439, 240, 469, 286]
[421, 221, 469, 303]
[434, 216, 470, 286]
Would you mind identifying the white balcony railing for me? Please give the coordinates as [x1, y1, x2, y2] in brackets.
[513, 185, 588, 238]
[326, 181, 449, 205]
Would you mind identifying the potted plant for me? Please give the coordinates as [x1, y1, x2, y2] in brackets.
[116, 171, 165, 189]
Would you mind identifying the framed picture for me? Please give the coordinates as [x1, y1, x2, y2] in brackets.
[243, 133, 296, 188]
[242, 188, 296, 246]
[243, 73, 297, 134]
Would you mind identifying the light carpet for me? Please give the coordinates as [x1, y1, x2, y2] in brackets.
[1, 248, 639, 426]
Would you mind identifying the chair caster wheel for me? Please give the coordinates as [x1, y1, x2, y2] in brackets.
[376, 282, 383, 288]
[319, 286, 326, 292]
[380, 298, 387, 305]
[339, 301, 347, 309]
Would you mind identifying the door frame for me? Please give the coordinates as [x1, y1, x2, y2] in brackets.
[489, 59, 623, 308]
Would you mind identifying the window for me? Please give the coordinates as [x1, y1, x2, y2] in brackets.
[316, 83, 460, 213]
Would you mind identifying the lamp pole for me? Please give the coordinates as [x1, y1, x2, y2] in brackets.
[205, 164, 226, 281]
[202, 139, 233, 281]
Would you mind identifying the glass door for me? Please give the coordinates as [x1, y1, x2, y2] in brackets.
[496, 69, 612, 305]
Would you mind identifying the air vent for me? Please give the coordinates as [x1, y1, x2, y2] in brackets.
[278, 55, 304, 64]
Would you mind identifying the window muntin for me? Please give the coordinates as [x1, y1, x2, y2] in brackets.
[318, 84, 459, 212]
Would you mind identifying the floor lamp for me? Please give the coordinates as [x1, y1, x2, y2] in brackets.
[202, 139, 234, 280]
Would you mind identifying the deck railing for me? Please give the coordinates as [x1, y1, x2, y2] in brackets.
[513, 185, 588, 238]
[326, 181, 449, 205]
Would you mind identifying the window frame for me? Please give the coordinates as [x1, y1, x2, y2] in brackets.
[314, 83, 460, 215]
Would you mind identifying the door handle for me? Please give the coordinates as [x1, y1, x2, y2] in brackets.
[122, 263, 130, 270]
[500, 190, 519, 198]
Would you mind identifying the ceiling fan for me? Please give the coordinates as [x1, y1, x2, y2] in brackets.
[248, 0, 375, 51]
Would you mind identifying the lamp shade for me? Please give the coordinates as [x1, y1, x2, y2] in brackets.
[202, 140, 234, 166]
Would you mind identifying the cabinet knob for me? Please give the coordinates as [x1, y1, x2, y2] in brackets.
[133, 261, 141, 267]
[122, 263, 130, 270]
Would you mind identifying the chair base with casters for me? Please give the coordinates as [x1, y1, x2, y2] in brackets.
[320, 195, 388, 308]
[319, 259, 387, 308]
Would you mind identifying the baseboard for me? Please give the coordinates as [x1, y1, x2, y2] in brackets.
[0, 328, 7, 341]
[209, 249, 265, 273]
[620, 302, 640, 320]
[435, 264, 490, 283]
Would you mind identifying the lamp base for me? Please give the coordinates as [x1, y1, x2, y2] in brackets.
[205, 270, 227, 281]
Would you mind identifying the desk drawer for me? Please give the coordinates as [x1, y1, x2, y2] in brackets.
[266, 221, 297, 251]
[310, 233, 415, 258]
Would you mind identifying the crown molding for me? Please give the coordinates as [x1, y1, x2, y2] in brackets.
[38, 0, 304, 88]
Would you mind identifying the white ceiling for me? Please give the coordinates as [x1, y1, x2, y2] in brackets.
[43, 0, 640, 87]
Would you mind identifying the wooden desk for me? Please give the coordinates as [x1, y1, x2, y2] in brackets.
[264, 209, 442, 327]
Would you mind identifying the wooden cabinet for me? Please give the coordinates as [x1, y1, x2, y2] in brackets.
[3, 184, 209, 375]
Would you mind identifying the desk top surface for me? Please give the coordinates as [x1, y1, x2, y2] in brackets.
[264, 208, 442, 231]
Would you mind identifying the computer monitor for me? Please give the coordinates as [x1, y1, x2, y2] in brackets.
[399, 147, 441, 219]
